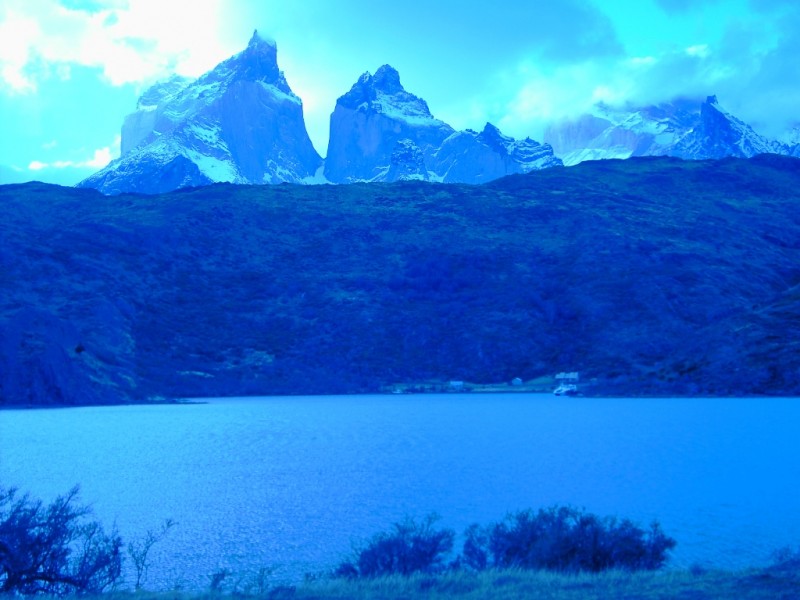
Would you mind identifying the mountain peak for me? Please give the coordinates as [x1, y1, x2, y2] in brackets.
[215, 28, 287, 90]
[478, 122, 516, 154]
[706, 94, 719, 106]
[248, 29, 276, 49]
[481, 122, 502, 137]
[373, 65, 403, 93]
[338, 64, 419, 111]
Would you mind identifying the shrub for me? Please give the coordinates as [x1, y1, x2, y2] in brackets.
[462, 523, 489, 571]
[127, 518, 176, 590]
[466, 506, 675, 573]
[337, 515, 455, 578]
[0, 486, 122, 596]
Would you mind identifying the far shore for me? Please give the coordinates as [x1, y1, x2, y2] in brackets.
[3, 387, 790, 411]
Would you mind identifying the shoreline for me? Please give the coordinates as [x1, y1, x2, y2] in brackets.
[1, 390, 793, 410]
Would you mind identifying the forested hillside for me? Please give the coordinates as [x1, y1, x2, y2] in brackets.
[2, 155, 799, 405]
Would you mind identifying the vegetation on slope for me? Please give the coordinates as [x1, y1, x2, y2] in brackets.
[1, 155, 799, 404]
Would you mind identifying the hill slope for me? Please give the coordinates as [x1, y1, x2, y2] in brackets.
[2, 155, 800, 404]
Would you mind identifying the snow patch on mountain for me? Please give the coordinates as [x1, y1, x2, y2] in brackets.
[301, 165, 330, 185]
[257, 80, 302, 105]
[184, 150, 241, 183]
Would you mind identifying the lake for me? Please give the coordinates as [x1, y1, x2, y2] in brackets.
[1, 394, 798, 589]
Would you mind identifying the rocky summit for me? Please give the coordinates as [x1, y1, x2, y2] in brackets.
[670, 96, 784, 160]
[323, 64, 456, 183]
[78, 31, 322, 194]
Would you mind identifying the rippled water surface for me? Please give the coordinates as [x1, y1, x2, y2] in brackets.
[1, 394, 798, 588]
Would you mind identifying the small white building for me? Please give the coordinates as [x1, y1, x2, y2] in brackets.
[555, 372, 580, 382]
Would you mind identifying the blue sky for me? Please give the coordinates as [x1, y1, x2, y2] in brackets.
[1, 0, 798, 185]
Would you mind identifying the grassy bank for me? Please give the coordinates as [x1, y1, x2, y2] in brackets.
[94, 564, 800, 600]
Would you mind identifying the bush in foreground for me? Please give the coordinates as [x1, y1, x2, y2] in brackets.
[0, 486, 122, 596]
[339, 507, 676, 580]
[466, 505, 676, 573]
[336, 515, 455, 578]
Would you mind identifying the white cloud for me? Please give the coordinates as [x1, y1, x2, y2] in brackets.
[494, 41, 743, 140]
[494, 60, 636, 139]
[0, 0, 243, 93]
[686, 44, 711, 58]
[28, 135, 120, 170]
[629, 56, 657, 66]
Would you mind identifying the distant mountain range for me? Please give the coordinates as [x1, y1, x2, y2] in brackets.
[79, 31, 561, 194]
[77, 31, 800, 195]
[544, 96, 798, 166]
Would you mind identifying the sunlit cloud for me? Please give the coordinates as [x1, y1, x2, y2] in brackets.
[28, 135, 119, 170]
[0, 0, 243, 94]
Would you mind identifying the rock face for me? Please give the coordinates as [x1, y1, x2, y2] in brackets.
[383, 139, 429, 182]
[325, 66, 562, 183]
[324, 65, 455, 183]
[544, 96, 787, 165]
[79, 31, 322, 194]
[435, 123, 562, 184]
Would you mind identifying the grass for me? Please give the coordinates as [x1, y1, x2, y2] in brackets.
[84, 565, 800, 600]
[293, 567, 800, 599]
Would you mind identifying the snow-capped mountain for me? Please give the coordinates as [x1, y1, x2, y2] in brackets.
[671, 96, 785, 159]
[544, 100, 700, 166]
[544, 96, 786, 165]
[79, 31, 322, 194]
[72, 28, 800, 193]
[323, 65, 455, 183]
[325, 66, 561, 184]
[434, 123, 562, 184]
